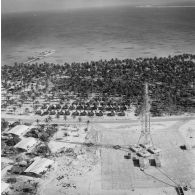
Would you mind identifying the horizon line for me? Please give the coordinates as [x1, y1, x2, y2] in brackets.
[136, 5, 195, 7]
[2, 4, 195, 15]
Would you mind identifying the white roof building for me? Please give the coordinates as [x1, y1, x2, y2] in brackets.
[14, 137, 38, 152]
[1, 182, 9, 193]
[8, 125, 30, 137]
[24, 157, 54, 176]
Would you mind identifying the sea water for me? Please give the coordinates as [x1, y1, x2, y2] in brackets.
[2, 6, 195, 65]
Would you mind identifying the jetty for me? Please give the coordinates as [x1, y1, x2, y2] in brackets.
[24, 50, 55, 64]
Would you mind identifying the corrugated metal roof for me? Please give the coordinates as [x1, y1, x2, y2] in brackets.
[1, 182, 9, 193]
[14, 137, 38, 151]
[8, 125, 29, 137]
[24, 157, 54, 175]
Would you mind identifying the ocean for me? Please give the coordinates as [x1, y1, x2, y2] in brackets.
[2, 6, 195, 65]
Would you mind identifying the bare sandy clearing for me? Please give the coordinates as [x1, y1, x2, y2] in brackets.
[4, 117, 194, 195]
[178, 120, 195, 148]
[99, 120, 195, 194]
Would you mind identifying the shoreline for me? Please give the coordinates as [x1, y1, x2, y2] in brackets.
[2, 51, 195, 66]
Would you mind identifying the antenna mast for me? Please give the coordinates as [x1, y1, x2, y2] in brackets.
[138, 82, 153, 147]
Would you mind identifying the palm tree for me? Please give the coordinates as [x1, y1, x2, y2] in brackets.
[86, 120, 90, 129]
[44, 118, 49, 125]
[2, 192, 9, 195]
[32, 182, 39, 194]
[1, 119, 9, 131]
[47, 116, 52, 123]
[72, 114, 76, 120]
[56, 113, 60, 119]
[34, 104, 39, 111]
[36, 119, 40, 126]
[18, 119, 21, 124]
[13, 107, 17, 114]
[18, 103, 22, 110]
[25, 108, 29, 114]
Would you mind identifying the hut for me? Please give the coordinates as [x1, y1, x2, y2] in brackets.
[118, 111, 125, 116]
[64, 110, 70, 115]
[88, 111, 94, 116]
[55, 104, 61, 109]
[43, 110, 49, 115]
[96, 111, 103, 116]
[58, 110, 64, 115]
[48, 105, 55, 110]
[76, 105, 84, 110]
[67, 126, 78, 132]
[62, 104, 69, 109]
[49, 110, 56, 115]
[80, 110, 87, 116]
[72, 111, 79, 116]
[35, 110, 42, 115]
[107, 111, 115, 116]
[69, 105, 75, 110]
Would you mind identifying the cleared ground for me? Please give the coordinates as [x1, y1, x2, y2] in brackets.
[4, 117, 194, 195]
[99, 120, 195, 192]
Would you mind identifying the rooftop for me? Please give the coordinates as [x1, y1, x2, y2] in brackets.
[8, 125, 30, 137]
[24, 157, 54, 176]
[14, 137, 38, 151]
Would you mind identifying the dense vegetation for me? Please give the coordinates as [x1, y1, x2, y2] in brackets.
[2, 54, 195, 116]
[25, 124, 58, 142]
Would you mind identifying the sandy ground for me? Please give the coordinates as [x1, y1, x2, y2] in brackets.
[38, 124, 99, 195]
[32, 117, 195, 195]
[2, 97, 195, 195]
[48, 125, 87, 153]
[178, 120, 195, 148]
[2, 111, 195, 125]
[1, 111, 136, 123]
[178, 119, 195, 191]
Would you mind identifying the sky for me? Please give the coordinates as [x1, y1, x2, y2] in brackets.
[2, 0, 195, 13]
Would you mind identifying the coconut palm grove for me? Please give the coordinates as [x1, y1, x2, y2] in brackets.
[1, 54, 195, 117]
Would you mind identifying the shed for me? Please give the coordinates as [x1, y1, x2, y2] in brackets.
[14, 137, 38, 152]
[24, 157, 54, 177]
[67, 126, 78, 132]
[8, 125, 30, 137]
